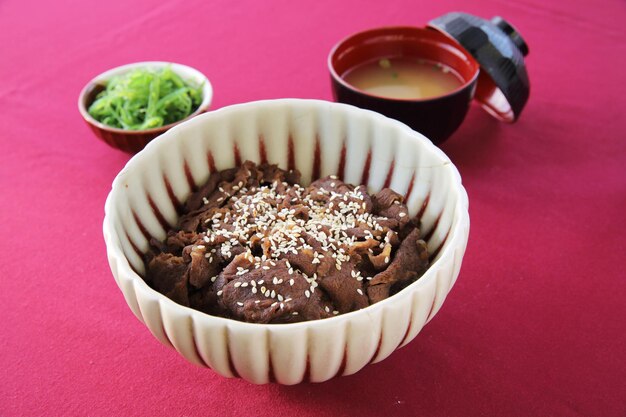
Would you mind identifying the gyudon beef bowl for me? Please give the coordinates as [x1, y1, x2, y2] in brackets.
[103, 99, 469, 384]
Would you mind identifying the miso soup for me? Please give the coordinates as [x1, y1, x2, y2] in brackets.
[343, 57, 463, 100]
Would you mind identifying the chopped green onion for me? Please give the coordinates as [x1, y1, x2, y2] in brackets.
[379, 58, 391, 69]
[88, 66, 203, 130]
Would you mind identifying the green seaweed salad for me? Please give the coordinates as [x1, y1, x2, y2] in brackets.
[88, 67, 203, 130]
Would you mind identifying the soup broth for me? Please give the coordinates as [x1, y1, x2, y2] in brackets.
[343, 57, 463, 100]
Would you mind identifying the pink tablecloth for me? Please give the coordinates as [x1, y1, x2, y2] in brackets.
[1, 0, 624, 416]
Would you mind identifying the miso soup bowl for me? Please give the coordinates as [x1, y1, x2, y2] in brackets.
[103, 99, 470, 384]
[329, 26, 480, 144]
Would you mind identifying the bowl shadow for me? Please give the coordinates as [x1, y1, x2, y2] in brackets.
[438, 106, 503, 173]
[271, 339, 442, 416]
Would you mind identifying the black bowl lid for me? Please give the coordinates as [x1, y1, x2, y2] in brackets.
[428, 12, 530, 122]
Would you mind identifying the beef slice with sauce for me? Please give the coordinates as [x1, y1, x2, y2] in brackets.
[367, 228, 429, 304]
[187, 247, 222, 288]
[318, 257, 369, 313]
[371, 188, 410, 230]
[146, 253, 190, 306]
[216, 255, 332, 323]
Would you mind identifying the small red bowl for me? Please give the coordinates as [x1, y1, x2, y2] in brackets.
[78, 61, 213, 154]
[329, 27, 479, 145]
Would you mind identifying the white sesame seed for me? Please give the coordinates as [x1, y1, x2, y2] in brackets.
[252, 287, 257, 294]
[305, 290, 311, 298]
[325, 306, 330, 313]
[384, 256, 390, 264]
[270, 290, 276, 298]
[357, 289, 363, 295]
[241, 282, 248, 287]
[289, 279, 295, 286]
[217, 290, 223, 296]
[234, 282, 241, 288]
[277, 294, 284, 302]
[237, 302, 244, 306]
[399, 212, 406, 218]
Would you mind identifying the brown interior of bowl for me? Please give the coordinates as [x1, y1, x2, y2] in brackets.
[83, 83, 106, 107]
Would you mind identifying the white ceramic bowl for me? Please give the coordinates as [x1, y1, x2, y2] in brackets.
[103, 99, 469, 384]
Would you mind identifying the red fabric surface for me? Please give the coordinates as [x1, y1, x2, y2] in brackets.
[1, 0, 625, 415]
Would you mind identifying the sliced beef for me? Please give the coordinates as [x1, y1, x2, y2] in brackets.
[188, 247, 221, 288]
[318, 258, 369, 313]
[367, 228, 429, 304]
[146, 253, 190, 306]
[217, 258, 332, 323]
[372, 188, 410, 230]
[143, 161, 430, 324]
